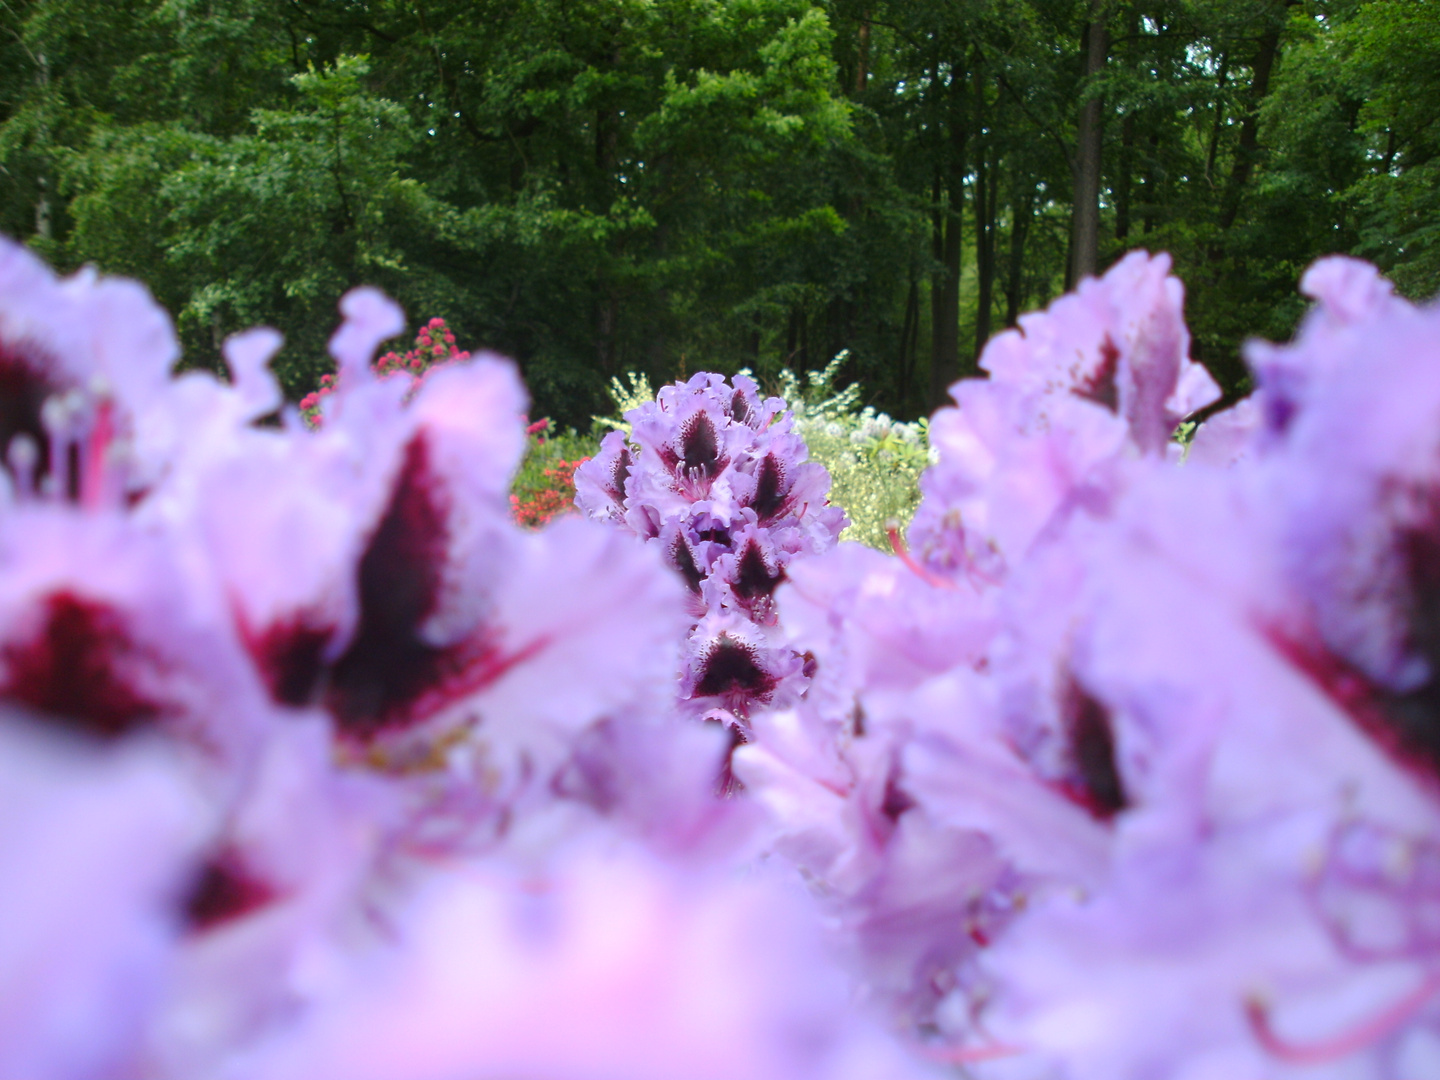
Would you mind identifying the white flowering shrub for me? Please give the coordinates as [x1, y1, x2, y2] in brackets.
[776, 355, 930, 551]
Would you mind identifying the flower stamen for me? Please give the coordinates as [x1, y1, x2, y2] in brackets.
[886, 522, 960, 590]
[1245, 972, 1440, 1064]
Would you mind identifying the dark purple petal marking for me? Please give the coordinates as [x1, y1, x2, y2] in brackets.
[325, 433, 456, 741]
[609, 444, 633, 504]
[183, 853, 276, 932]
[732, 538, 783, 601]
[680, 411, 721, 477]
[321, 432, 550, 743]
[0, 345, 57, 488]
[1, 591, 164, 738]
[693, 635, 776, 704]
[1389, 509, 1440, 772]
[244, 615, 334, 708]
[1060, 677, 1128, 821]
[881, 771, 915, 823]
[1270, 504, 1440, 783]
[730, 389, 751, 426]
[670, 533, 705, 594]
[705, 715, 749, 797]
[1074, 335, 1121, 412]
[750, 453, 788, 520]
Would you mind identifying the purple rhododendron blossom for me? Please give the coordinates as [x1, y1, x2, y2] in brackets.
[733, 253, 1440, 1076]
[576, 372, 846, 750]
[908, 250, 1219, 585]
[9, 230, 1440, 1080]
[0, 716, 207, 1080]
[227, 848, 940, 1080]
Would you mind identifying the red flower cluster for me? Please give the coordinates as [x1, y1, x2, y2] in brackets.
[299, 318, 470, 426]
[510, 457, 590, 528]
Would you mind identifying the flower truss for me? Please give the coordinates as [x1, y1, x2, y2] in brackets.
[574, 372, 847, 765]
[8, 233, 1440, 1080]
[0, 238, 926, 1080]
[734, 251, 1440, 1079]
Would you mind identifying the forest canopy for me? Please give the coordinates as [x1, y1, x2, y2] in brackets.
[0, 0, 1434, 425]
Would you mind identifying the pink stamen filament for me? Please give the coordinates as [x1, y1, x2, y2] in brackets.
[80, 399, 114, 510]
[886, 524, 960, 590]
[1245, 972, 1440, 1065]
[920, 1042, 1024, 1064]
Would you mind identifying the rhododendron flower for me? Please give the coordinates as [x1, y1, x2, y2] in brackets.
[0, 237, 182, 506]
[908, 250, 1219, 584]
[228, 847, 939, 1080]
[0, 715, 209, 1080]
[576, 372, 845, 739]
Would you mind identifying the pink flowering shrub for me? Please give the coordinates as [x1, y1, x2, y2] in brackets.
[511, 456, 588, 528]
[509, 418, 597, 529]
[298, 316, 469, 426]
[4, 234, 1440, 1080]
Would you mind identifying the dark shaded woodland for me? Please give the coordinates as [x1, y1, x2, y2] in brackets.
[1, 0, 1435, 424]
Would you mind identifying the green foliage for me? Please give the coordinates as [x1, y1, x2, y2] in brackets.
[2, 0, 1437, 423]
[511, 423, 602, 514]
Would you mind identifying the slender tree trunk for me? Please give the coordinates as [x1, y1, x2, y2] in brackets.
[1219, 2, 1292, 231]
[855, 15, 871, 95]
[973, 65, 997, 358]
[1115, 112, 1134, 242]
[1142, 129, 1159, 235]
[1204, 53, 1231, 187]
[929, 190, 963, 406]
[973, 147, 997, 357]
[594, 294, 618, 374]
[1070, 0, 1109, 283]
[898, 273, 919, 412]
[1005, 183, 1034, 326]
[34, 52, 51, 242]
[1114, 7, 1138, 245]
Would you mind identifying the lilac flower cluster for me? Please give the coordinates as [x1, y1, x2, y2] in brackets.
[735, 251, 1440, 1076]
[575, 373, 845, 748]
[0, 239, 925, 1080]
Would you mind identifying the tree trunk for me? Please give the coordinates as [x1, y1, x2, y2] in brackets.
[929, 169, 964, 410]
[973, 148, 997, 357]
[1204, 52, 1231, 187]
[1142, 129, 1159, 235]
[1218, 2, 1292, 231]
[973, 67, 997, 358]
[855, 15, 871, 95]
[897, 273, 919, 412]
[1005, 183, 1034, 327]
[1070, 0, 1109, 283]
[594, 294, 618, 375]
[1116, 111, 1134, 242]
[34, 52, 51, 242]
